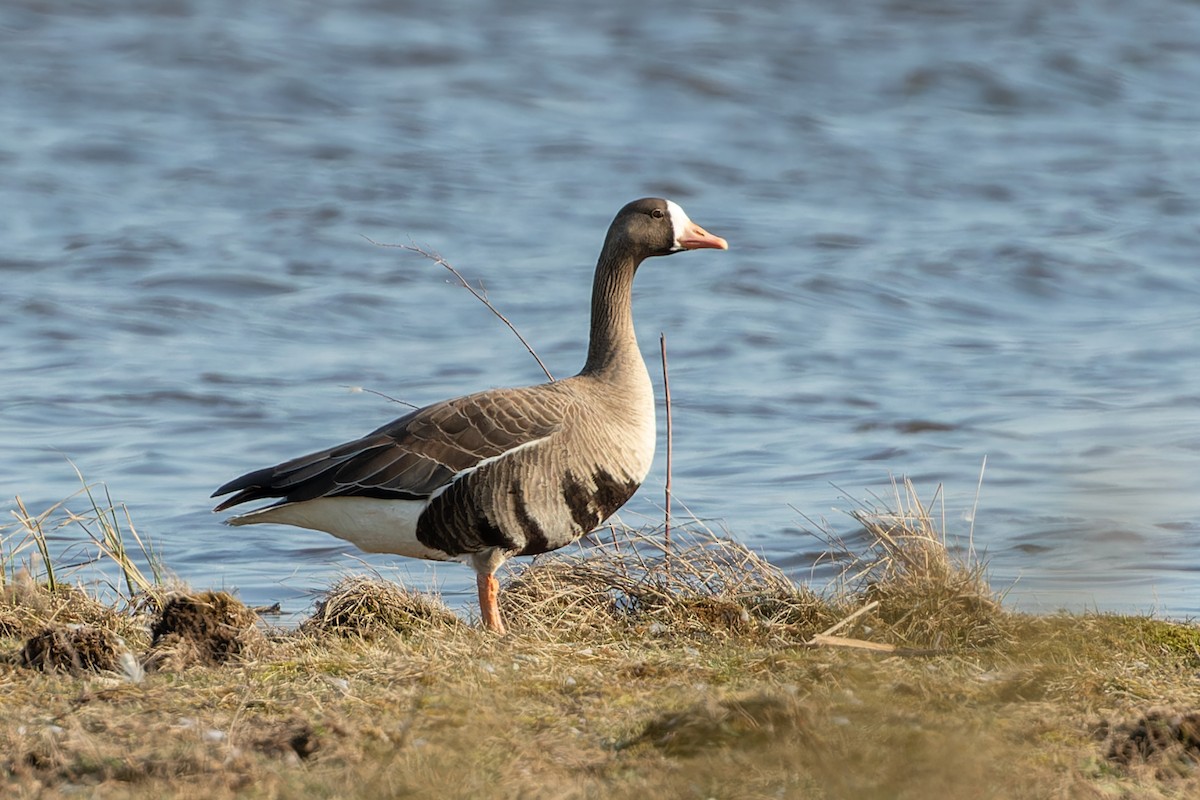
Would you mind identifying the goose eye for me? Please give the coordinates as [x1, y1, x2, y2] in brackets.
[651, 208, 665, 219]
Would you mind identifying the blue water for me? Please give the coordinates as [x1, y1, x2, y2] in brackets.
[2, 0, 1198, 618]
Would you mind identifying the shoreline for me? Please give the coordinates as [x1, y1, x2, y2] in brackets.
[3, 484, 1199, 798]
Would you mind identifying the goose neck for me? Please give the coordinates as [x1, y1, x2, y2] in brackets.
[581, 253, 642, 377]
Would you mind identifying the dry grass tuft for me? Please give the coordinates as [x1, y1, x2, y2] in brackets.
[504, 479, 1002, 650]
[146, 590, 262, 669]
[825, 477, 1007, 650]
[0, 569, 148, 645]
[303, 575, 461, 638]
[5, 473, 166, 605]
[501, 525, 839, 641]
[499, 558, 626, 634]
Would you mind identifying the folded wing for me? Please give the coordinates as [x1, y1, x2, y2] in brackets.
[211, 387, 568, 512]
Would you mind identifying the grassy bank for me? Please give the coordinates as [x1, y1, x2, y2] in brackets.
[3, 482, 1199, 799]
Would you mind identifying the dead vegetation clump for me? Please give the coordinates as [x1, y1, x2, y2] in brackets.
[302, 575, 461, 638]
[1105, 709, 1200, 778]
[20, 624, 125, 674]
[825, 478, 1007, 650]
[503, 479, 998, 652]
[3, 476, 166, 667]
[0, 605, 17, 638]
[147, 590, 262, 669]
[0, 571, 146, 645]
[500, 525, 838, 641]
[500, 557, 627, 634]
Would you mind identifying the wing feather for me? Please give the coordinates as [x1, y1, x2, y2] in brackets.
[212, 386, 571, 512]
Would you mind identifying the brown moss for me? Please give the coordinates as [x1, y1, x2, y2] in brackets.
[147, 591, 260, 669]
[20, 624, 124, 674]
[1107, 709, 1200, 776]
[247, 716, 323, 762]
[621, 690, 811, 756]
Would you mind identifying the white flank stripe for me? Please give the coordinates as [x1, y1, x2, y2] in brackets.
[427, 434, 552, 502]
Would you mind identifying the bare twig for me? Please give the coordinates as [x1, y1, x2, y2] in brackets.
[362, 236, 554, 382]
[659, 333, 672, 552]
[340, 385, 419, 410]
[813, 599, 880, 640]
[808, 634, 897, 653]
[968, 455, 987, 559]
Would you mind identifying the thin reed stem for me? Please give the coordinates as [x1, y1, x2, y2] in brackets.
[14, 495, 56, 591]
[339, 385, 419, 410]
[659, 333, 672, 552]
[362, 236, 554, 382]
[968, 454, 987, 559]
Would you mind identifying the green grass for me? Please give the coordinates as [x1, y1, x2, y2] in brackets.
[4, 467, 165, 606]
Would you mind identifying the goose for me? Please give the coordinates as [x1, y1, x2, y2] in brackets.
[212, 198, 728, 634]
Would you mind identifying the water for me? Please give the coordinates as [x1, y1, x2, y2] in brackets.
[2, 0, 1198, 618]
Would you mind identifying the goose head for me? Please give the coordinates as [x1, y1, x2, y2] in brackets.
[604, 197, 729, 261]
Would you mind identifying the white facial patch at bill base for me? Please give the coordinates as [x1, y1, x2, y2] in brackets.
[665, 199, 691, 251]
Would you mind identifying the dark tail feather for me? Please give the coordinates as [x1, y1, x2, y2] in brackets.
[211, 465, 284, 512]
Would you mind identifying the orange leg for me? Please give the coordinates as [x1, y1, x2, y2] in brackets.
[476, 572, 506, 635]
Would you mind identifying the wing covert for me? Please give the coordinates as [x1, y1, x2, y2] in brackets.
[212, 385, 572, 511]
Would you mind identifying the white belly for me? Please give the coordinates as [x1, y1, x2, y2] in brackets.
[227, 497, 451, 561]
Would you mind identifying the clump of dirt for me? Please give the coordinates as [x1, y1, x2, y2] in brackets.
[20, 625, 125, 674]
[248, 716, 323, 762]
[621, 690, 811, 756]
[147, 591, 260, 669]
[302, 576, 461, 638]
[1106, 709, 1200, 776]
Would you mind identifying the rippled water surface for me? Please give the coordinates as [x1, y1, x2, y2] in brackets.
[3, 0, 1198, 617]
